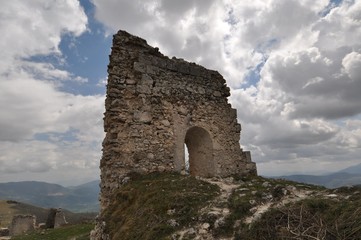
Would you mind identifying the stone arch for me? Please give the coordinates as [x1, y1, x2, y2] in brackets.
[95, 29, 258, 240]
[99, 30, 257, 205]
[184, 126, 214, 177]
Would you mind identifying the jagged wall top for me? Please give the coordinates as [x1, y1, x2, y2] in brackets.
[108, 30, 231, 103]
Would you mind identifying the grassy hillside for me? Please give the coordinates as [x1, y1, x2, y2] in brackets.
[11, 223, 93, 240]
[104, 172, 219, 240]
[0, 200, 96, 228]
[0, 200, 49, 228]
[100, 172, 361, 240]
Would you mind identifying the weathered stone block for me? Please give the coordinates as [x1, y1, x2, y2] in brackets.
[133, 111, 152, 123]
[134, 62, 147, 73]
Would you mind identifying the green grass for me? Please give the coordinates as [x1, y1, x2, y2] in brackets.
[104, 172, 220, 240]
[11, 223, 94, 240]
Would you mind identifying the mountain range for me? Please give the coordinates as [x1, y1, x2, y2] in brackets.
[339, 162, 361, 174]
[0, 180, 100, 212]
[276, 163, 361, 188]
[0, 163, 359, 213]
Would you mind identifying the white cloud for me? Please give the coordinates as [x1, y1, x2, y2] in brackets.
[0, 0, 87, 73]
[342, 51, 361, 81]
[0, 139, 101, 173]
[2, 0, 359, 182]
[0, 0, 105, 184]
[314, 0, 361, 51]
[92, 0, 361, 176]
[91, 0, 231, 75]
[231, 0, 361, 174]
[0, 139, 100, 185]
[0, 73, 104, 182]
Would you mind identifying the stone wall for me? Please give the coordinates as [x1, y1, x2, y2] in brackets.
[45, 208, 57, 228]
[46, 208, 68, 229]
[100, 30, 257, 208]
[54, 209, 68, 228]
[9, 215, 35, 236]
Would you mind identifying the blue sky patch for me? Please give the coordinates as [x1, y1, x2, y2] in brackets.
[58, 0, 112, 96]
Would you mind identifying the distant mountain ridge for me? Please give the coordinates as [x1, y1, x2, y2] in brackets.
[276, 163, 361, 188]
[338, 163, 361, 175]
[0, 180, 100, 212]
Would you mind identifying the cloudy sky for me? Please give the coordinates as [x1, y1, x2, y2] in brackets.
[0, 0, 360, 185]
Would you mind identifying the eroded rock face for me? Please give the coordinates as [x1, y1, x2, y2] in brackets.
[94, 30, 257, 239]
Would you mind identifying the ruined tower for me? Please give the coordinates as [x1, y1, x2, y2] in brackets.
[99, 30, 257, 209]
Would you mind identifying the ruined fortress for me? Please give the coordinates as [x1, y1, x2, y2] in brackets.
[93, 30, 257, 239]
[99, 30, 257, 210]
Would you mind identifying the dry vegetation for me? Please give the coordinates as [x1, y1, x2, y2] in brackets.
[103, 172, 361, 240]
[104, 172, 220, 239]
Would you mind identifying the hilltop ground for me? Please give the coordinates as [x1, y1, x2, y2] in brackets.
[3, 172, 361, 240]
[100, 172, 361, 240]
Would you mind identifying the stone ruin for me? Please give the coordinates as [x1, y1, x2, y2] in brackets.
[0, 208, 68, 238]
[45, 208, 68, 229]
[99, 30, 257, 211]
[9, 215, 35, 236]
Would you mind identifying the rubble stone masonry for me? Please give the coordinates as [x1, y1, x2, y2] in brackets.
[99, 30, 257, 211]
[9, 215, 35, 236]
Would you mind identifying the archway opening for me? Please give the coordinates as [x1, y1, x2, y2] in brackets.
[184, 126, 214, 177]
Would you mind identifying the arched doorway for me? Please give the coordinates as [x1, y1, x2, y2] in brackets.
[184, 126, 214, 177]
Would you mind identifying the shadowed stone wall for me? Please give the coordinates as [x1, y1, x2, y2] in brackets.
[46, 208, 68, 229]
[93, 29, 257, 240]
